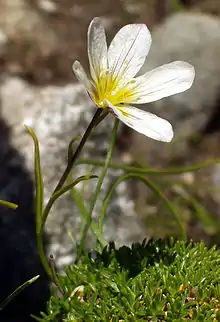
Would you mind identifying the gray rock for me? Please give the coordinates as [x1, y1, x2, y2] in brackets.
[0, 76, 145, 271]
[0, 0, 57, 55]
[38, 0, 57, 13]
[0, 29, 7, 56]
[0, 0, 59, 82]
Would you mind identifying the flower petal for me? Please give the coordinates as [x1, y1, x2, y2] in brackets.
[125, 61, 195, 104]
[88, 17, 108, 83]
[106, 101, 173, 142]
[72, 60, 93, 93]
[108, 24, 152, 88]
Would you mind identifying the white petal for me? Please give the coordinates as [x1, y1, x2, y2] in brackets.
[88, 17, 108, 82]
[125, 61, 195, 104]
[106, 101, 173, 142]
[72, 60, 93, 93]
[108, 24, 152, 88]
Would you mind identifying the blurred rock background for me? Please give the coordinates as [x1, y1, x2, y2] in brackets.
[0, 0, 220, 320]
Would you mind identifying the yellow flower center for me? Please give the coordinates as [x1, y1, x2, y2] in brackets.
[92, 71, 133, 108]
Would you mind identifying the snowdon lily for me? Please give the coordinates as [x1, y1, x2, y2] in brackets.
[73, 18, 195, 142]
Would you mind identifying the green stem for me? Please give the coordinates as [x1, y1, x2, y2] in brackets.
[36, 233, 52, 278]
[75, 158, 220, 175]
[53, 108, 103, 194]
[77, 118, 119, 260]
[48, 254, 65, 295]
[96, 118, 119, 233]
[67, 176, 106, 246]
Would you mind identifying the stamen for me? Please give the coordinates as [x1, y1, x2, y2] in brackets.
[100, 69, 109, 78]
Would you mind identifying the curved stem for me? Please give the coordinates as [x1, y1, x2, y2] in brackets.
[36, 233, 52, 278]
[75, 158, 220, 176]
[95, 119, 119, 233]
[77, 118, 119, 261]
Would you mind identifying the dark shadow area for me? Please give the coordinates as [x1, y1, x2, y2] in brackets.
[91, 239, 177, 278]
[0, 116, 50, 321]
[202, 92, 220, 135]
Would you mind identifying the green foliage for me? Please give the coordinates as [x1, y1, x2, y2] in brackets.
[37, 239, 220, 321]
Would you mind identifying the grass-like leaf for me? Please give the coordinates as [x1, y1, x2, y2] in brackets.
[0, 275, 39, 312]
[25, 126, 51, 277]
[25, 125, 44, 231]
[76, 157, 220, 176]
[0, 200, 18, 209]
[41, 175, 98, 229]
[67, 136, 81, 162]
[67, 176, 106, 247]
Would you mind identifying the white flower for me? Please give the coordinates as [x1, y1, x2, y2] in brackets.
[72, 17, 195, 142]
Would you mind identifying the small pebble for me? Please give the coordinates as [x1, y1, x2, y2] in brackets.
[38, 0, 57, 13]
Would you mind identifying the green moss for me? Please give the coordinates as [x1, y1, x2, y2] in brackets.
[37, 239, 220, 321]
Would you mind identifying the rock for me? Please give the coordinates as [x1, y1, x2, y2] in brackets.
[0, 29, 7, 56]
[192, 0, 220, 16]
[129, 12, 220, 165]
[0, 76, 146, 272]
[0, 0, 58, 82]
[0, 0, 57, 53]
[38, 0, 57, 13]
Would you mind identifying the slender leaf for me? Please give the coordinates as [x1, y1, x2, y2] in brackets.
[0, 275, 39, 311]
[190, 197, 220, 234]
[25, 126, 51, 278]
[25, 125, 44, 231]
[41, 175, 98, 229]
[76, 158, 220, 176]
[67, 136, 81, 162]
[67, 178, 104, 244]
[0, 200, 18, 209]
